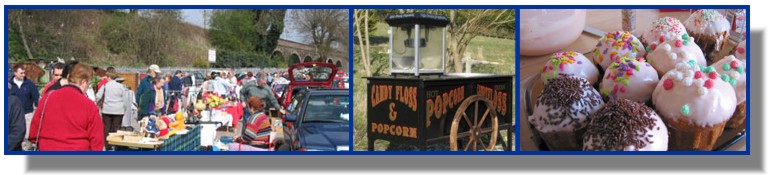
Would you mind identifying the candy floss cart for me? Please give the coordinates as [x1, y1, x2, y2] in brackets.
[366, 13, 514, 151]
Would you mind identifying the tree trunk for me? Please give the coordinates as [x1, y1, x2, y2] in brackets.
[355, 10, 372, 77]
[15, 10, 34, 60]
[364, 10, 372, 76]
[448, 10, 463, 73]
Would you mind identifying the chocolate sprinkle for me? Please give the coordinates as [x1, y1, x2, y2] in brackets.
[583, 98, 658, 151]
[534, 76, 604, 129]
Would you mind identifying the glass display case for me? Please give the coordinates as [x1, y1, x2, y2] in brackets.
[385, 13, 450, 76]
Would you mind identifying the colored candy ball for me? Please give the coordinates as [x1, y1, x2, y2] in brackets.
[663, 79, 674, 90]
[675, 40, 683, 47]
[694, 71, 702, 79]
[723, 63, 731, 71]
[704, 79, 714, 88]
[708, 72, 718, 79]
[681, 105, 691, 116]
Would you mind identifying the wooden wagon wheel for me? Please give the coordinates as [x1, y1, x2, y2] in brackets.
[450, 95, 498, 151]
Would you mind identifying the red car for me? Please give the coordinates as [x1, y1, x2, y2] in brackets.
[280, 62, 338, 109]
[333, 71, 348, 89]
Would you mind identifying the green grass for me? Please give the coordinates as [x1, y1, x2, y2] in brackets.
[353, 22, 515, 151]
[467, 36, 516, 75]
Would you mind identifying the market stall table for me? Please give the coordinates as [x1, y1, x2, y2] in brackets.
[222, 103, 244, 128]
[107, 125, 201, 151]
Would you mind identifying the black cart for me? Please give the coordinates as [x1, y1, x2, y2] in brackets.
[366, 74, 513, 151]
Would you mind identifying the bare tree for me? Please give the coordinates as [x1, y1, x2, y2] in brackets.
[291, 9, 348, 61]
[10, 10, 34, 60]
[354, 10, 371, 76]
[447, 10, 515, 73]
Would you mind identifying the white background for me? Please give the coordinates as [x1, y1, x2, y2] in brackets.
[2, 0, 772, 174]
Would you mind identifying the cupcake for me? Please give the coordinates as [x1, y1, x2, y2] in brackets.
[652, 61, 737, 150]
[599, 57, 659, 103]
[591, 31, 646, 69]
[711, 55, 746, 129]
[641, 17, 688, 57]
[732, 40, 747, 63]
[583, 98, 668, 151]
[684, 9, 732, 63]
[540, 51, 600, 85]
[529, 76, 605, 150]
[647, 34, 707, 77]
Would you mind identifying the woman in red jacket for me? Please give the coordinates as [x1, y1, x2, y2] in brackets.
[29, 63, 104, 151]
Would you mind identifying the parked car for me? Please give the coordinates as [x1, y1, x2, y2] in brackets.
[333, 70, 348, 89]
[278, 89, 349, 151]
[271, 81, 289, 101]
[279, 62, 338, 109]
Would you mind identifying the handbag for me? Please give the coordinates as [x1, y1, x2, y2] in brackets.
[30, 91, 53, 151]
[96, 85, 107, 108]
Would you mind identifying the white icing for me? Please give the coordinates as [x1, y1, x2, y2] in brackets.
[652, 62, 737, 127]
[592, 31, 646, 69]
[647, 36, 707, 77]
[529, 78, 604, 133]
[599, 59, 659, 102]
[641, 17, 688, 49]
[684, 9, 732, 35]
[583, 112, 668, 151]
[712, 55, 747, 104]
[540, 52, 600, 85]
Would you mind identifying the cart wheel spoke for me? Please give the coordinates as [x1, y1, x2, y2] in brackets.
[477, 108, 491, 129]
[477, 136, 486, 150]
[450, 95, 501, 151]
[465, 138, 474, 150]
[462, 113, 473, 129]
[474, 139, 478, 151]
[474, 101, 479, 127]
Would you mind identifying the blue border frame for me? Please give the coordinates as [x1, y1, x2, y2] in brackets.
[4, 5, 750, 156]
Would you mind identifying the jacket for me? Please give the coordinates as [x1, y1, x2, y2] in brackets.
[28, 85, 104, 151]
[136, 75, 153, 104]
[169, 76, 183, 91]
[96, 80, 127, 115]
[7, 95, 26, 151]
[9, 76, 40, 113]
[138, 87, 157, 118]
[240, 80, 281, 110]
[121, 89, 138, 127]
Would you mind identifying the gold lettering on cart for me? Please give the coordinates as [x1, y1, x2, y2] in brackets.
[425, 86, 465, 127]
[371, 85, 392, 108]
[477, 85, 509, 115]
[371, 122, 418, 138]
[395, 85, 417, 111]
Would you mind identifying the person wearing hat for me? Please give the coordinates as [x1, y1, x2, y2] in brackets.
[95, 68, 128, 149]
[136, 64, 162, 104]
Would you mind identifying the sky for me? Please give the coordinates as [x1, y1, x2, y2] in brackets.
[180, 9, 310, 44]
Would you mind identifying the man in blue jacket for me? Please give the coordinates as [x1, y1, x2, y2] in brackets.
[10, 65, 39, 114]
[136, 64, 161, 105]
[7, 84, 27, 151]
